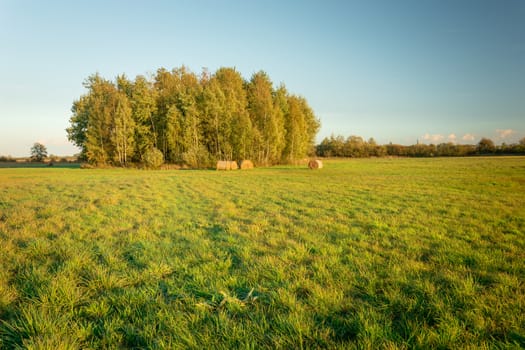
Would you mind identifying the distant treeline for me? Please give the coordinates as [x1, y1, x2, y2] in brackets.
[0, 155, 76, 163]
[67, 66, 320, 167]
[316, 135, 525, 158]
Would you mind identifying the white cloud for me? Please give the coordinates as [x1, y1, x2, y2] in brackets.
[447, 134, 457, 143]
[422, 133, 445, 143]
[462, 133, 476, 142]
[496, 129, 515, 139]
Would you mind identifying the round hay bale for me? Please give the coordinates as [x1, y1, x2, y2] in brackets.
[308, 159, 323, 169]
[216, 160, 228, 170]
[239, 160, 254, 170]
[217, 160, 238, 170]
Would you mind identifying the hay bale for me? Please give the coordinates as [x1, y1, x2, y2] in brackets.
[239, 160, 254, 170]
[217, 160, 228, 170]
[217, 160, 238, 170]
[308, 159, 323, 169]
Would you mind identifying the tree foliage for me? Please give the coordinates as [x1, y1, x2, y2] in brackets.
[317, 135, 525, 158]
[143, 147, 164, 169]
[67, 66, 319, 167]
[477, 137, 496, 154]
[30, 142, 48, 162]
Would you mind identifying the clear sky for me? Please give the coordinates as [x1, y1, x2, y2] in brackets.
[1, 0, 524, 157]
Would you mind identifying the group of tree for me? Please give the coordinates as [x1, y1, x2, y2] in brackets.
[316, 135, 387, 158]
[316, 135, 525, 158]
[67, 66, 320, 168]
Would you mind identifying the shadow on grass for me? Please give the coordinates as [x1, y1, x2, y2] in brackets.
[314, 310, 360, 343]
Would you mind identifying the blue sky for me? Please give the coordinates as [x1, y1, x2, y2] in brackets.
[1, 0, 524, 156]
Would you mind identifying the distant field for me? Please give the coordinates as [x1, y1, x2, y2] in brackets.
[0, 157, 524, 348]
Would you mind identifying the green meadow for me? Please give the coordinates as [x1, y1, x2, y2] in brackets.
[0, 157, 524, 349]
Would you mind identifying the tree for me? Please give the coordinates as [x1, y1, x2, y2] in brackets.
[200, 75, 226, 160]
[437, 142, 458, 156]
[66, 96, 89, 160]
[477, 137, 495, 154]
[153, 66, 206, 164]
[110, 89, 135, 165]
[84, 75, 135, 165]
[143, 147, 164, 169]
[177, 68, 207, 167]
[217, 67, 252, 161]
[283, 95, 319, 162]
[69, 74, 136, 166]
[344, 135, 366, 157]
[386, 143, 406, 156]
[119, 75, 157, 162]
[367, 137, 386, 157]
[247, 71, 284, 165]
[30, 142, 47, 162]
[77, 74, 113, 164]
[153, 67, 180, 162]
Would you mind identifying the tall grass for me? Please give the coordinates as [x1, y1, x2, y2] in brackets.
[0, 157, 524, 348]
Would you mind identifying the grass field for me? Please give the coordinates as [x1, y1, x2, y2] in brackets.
[0, 157, 524, 349]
